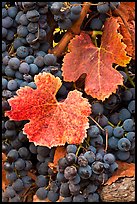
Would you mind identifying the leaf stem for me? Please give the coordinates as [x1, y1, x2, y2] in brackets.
[124, 67, 135, 88]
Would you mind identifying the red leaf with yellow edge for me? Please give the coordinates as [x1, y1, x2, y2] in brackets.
[48, 146, 66, 172]
[105, 161, 135, 185]
[112, 2, 135, 59]
[62, 17, 131, 101]
[5, 73, 91, 147]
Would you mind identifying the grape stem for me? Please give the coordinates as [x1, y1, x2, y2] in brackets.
[88, 116, 109, 152]
[88, 115, 105, 132]
[104, 129, 108, 152]
[124, 67, 135, 88]
[49, 2, 91, 57]
[75, 144, 87, 156]
[108, 121, 115, 128]
[27, 171, 37, 181]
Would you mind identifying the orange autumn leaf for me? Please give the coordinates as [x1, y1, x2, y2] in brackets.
[5, 73, 91, 147]
[2, 153, 9, 191]
[62, 17, 131, 101]
[113, 2, 135, 59]
[105, 161, 135, 185]
[33, 195, 64, 202]
[48, 146, 66, 172]
[113, 2, 135, 22]
[33, 195, 51, 202]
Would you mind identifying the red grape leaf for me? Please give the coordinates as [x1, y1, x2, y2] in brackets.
[113, 2, 135, 59]
[5, 73, 91, 147]
[105, 161, 135, 185]
[48, 146, 66, 172]
[62, 17, 131, 101]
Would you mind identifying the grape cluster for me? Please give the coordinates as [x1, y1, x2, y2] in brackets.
[49, 2, 82, 30]
[89, 2, 120, 31]
[89, 82, 135, 163]
[34, 143, 118, 202]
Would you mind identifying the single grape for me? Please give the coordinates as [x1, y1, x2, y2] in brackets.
[36, 187, 48, 200]
[66, 144, 77, 154]
[19, 62, 30, 74]
[64, 166, 77, 180]
[2, 77, 8, 90]
[5, 186, 16, 198]
[73, 194, 85, 202]
[26, 10, 40, 22]
[17, 25, 29, 37]
[119, 108, 131, 121]
[66, 153, 77, 164]
[7, 149, 19, 162]
[47, 190, 59, 202]
[90, 135, 103, 147]
[71, 5, 82, 15]
[103, 153, 115, 164]
[6, 171, 17, 183]
[84, 151, 96, 164]
[12, 178, 24, 192]
[109, 162, 118, 173]
[123, 119, 135, 132]
[118, 138, 131, 151]
[7, 80, 18, 91]
[108, 136, 119, 149]
[83, 183, 98, 196]
[92, 102, 104, 115]
[88, 192, 100, 202]
[18, 147, 30, 159]
[35, 175, 48, 187]
[88, 125, 100, 138]
[98, 114, 108, 127]
[121, 89, 132, 102]
[8, 6, 18, 18]
[58, 18, 72, 30]
[37, 146, 50, 157]
[44, 54, 57, 66]
[104, 125, 113, 137]
[56, 172, 67, 183]
[116, 150, 130, 161]
[90, 18, 103, 30]
[113, 126, 124, 138]
[15, 158, 26, 171]
[97, 2, 110, 13]
[78, 165, 92, 179]
[16, 46, 29, 58]
[128, 100, 135, 114]
[69, 183, 80, 195]
[95, 153, 103, 161]
[92, 161, 104, 174]
[77, 155, 88, 167]
[109, 112, 119, 125]
[126, 132, 135, 142]
[60, 182, 71, 197]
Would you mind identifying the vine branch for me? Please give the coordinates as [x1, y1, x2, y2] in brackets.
[49, 2, 90, 57]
